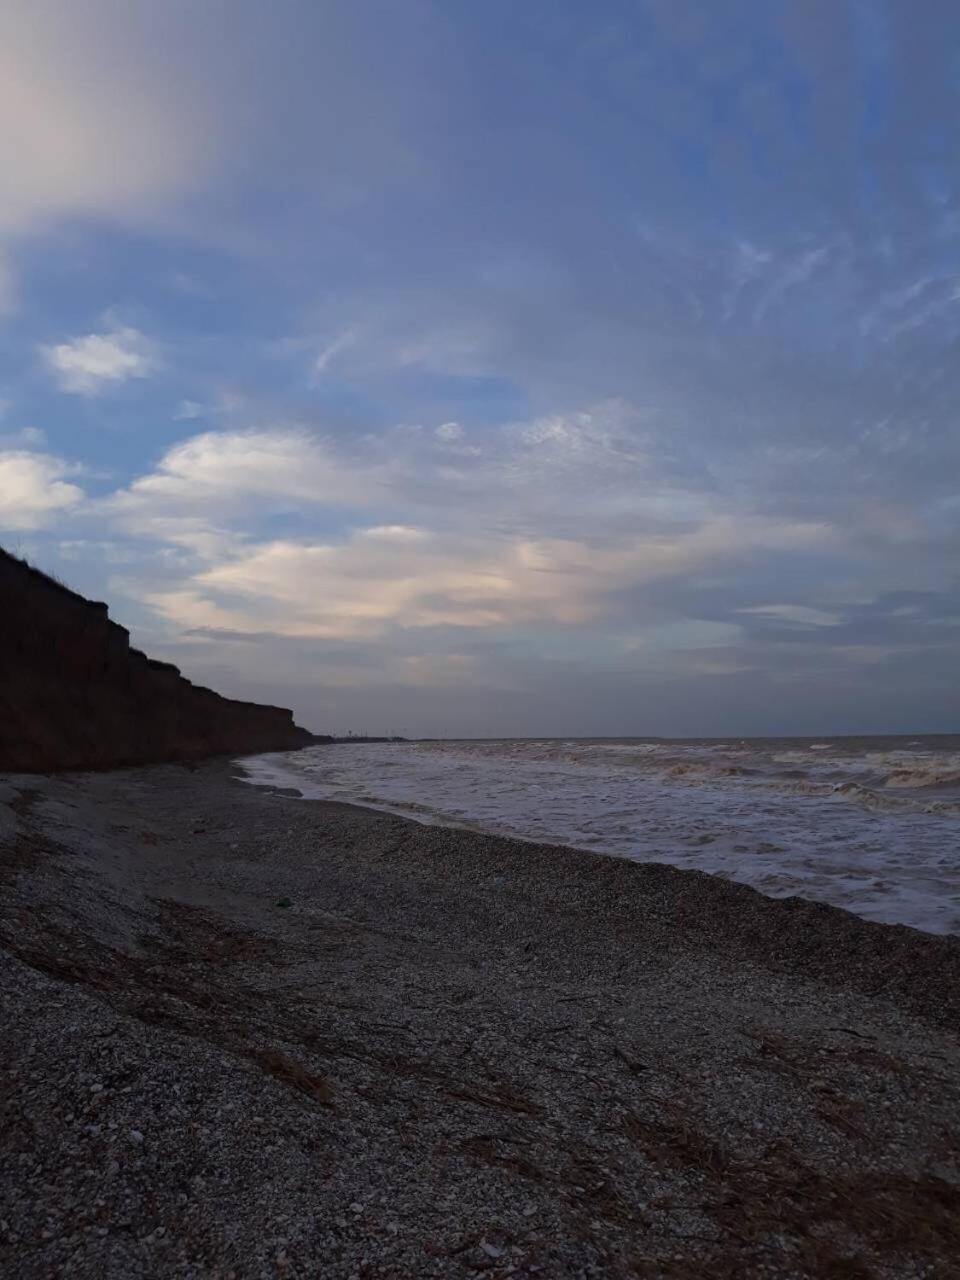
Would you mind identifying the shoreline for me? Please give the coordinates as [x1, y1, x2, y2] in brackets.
[2, 759, 959, 1277]
[234, 737, 960, 938]
[232, 764, 960, 1031]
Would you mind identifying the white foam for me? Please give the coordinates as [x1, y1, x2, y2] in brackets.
[237, 737, 960, 936]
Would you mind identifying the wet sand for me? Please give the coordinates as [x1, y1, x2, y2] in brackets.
[1, 759, 959, 1277]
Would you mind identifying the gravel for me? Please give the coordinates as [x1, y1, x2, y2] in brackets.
[1, 758, 959, 1278]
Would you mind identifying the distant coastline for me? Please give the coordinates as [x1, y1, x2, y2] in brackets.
[324, 735, 408, 744]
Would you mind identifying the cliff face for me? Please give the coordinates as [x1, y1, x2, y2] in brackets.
[0, 549, 315, 772]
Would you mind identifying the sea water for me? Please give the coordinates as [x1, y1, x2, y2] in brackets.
[237, 735, 960, 936]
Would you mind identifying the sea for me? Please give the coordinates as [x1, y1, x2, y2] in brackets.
[237, 735, 960, 937]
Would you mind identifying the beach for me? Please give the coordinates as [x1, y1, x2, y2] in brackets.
[240, 736, 960, 935]
[2, 759, 959, 1278]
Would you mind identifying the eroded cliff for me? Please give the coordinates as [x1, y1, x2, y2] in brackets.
[0, 549, 315, 771]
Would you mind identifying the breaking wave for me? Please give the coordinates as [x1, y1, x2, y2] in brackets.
[238, 733, 960, 936]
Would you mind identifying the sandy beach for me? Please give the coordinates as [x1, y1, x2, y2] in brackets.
[2, 759, 959, 1278]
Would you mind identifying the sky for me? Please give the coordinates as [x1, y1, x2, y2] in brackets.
[2, 0, 959, 738]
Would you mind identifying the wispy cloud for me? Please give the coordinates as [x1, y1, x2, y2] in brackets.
[41, 327, 159, 396]
[313, 329, 357, 378]
[173, 399, 205, 421]
[0, 425, 46, 448]
[739, 604, 843, 628]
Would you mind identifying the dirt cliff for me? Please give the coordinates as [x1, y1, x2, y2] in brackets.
[0, 549, 316, 771]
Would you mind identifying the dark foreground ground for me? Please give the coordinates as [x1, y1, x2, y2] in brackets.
[1, 760, 959, 1278]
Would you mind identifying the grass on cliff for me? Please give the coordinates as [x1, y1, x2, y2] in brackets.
[1, 544, 76, 594]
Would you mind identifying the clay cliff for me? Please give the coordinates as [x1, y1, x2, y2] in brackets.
[0, 549, 317, 772]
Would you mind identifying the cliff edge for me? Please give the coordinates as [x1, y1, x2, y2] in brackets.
[0, 548, 316, 771]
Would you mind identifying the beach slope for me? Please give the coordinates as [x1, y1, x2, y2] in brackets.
[1, 761, 959, 1277]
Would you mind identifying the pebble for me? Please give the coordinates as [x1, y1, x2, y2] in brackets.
[2, 759, 959, 1280]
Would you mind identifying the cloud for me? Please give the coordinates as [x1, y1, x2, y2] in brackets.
[0, 450, 83, 530]
[0, 426, 47, 450]
[144, 532, 607, 640]
[107, 428, 390, 531]
[3, 2, 960, 737]
[739, 604, 843, 628]
[0, 253, 14, 313]
[435, 422, 464, 441]
[41, 326, 158, 395]
[96, 408, 703, 551]
[95, 410, 839, 651]
[173, 400, 205, 421]
[313, 330, 357, 377]
[0, 0, 460, 309]
[0, 6, 210, 237]
[0, 2, 238, 307]
[105, 406, 674, 548]
[751, 246, 831, 323]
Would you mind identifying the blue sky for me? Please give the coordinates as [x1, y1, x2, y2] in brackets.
[2, 0, 959, 736]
